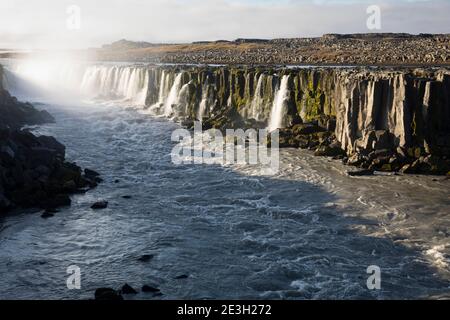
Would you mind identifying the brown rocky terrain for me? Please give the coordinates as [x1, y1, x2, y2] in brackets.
[91, 33, 449, 66]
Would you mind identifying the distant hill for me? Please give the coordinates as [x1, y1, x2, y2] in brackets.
[101, 39, 157, 51]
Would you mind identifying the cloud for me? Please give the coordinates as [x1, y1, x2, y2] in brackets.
[0, 0, 448, 49]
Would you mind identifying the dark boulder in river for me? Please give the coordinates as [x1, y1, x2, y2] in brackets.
[91, 200, 108, 210]
[121, 283, 138, 295]
[94, 288, 123, 300]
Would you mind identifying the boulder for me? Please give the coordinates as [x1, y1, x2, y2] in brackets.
[94, 288, 123, 300]
[314, 143, 345, 157]
[292, 123, 323, 135]
[137, 254, 154, 262]
[142, 285, 160, 293]
[91, 200, 108, 209]
[347, 169, 374, 177]
[84, 168, 100, 178]
[121, 283, 138, 295]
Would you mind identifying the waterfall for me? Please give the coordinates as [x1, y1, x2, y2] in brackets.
[79, 66, 149, 105]
[164, 73, 183, 117]
[157, 71, 167, 103]
[2, 60, 150, 105]
[197, 85, 211, 121]
[268, 75, 290, 132]
[249, 73, 264, 121]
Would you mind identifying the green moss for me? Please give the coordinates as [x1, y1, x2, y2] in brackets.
[302, 76, 325, 121]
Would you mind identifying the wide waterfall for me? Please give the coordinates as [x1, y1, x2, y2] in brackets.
[163, 73, 183, 117]
[268, 75, 290, 132]
[3, 61, 152, 105]
[249, 73, 265, 121]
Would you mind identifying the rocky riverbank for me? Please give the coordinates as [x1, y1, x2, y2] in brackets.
[0, 65, 100, 213]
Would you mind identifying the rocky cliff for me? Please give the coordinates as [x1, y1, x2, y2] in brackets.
[6, 62, 448, 175]
[138, 65, 449, 174]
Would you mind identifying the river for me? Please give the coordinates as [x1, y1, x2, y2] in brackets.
[0, 61, 449, 299]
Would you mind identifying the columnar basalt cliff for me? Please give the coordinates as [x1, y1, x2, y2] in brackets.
[8, 63, 450, 175]
[126, 65, 448, 175]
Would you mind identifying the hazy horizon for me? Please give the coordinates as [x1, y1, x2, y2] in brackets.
[1, 0, 449, 50]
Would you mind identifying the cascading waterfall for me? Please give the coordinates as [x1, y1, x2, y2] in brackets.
[197, 85, 211, 121]
[175, 82, 191, 118]
[268, 75, 290, 132]
[164, 73, 183, 117]
[158, 71, 168, 103]
[249, 73, 265, 121]
[80, 66, 149, 105]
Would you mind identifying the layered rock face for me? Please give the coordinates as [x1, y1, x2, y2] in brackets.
[4, 62, 448, 175]
[0, 65, 100, 212]
[138, 66, 449, 174]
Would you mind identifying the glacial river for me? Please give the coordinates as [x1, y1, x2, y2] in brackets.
[0, 60, 449, 299]
[0, 99, 449, 299]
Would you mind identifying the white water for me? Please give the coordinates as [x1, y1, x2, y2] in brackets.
[197, 84, 212, 121]
[80, 65, 149, 105]
[249, 73, 265, 121]
[268, 75, 290, 132]
[164, 73, 183, 117]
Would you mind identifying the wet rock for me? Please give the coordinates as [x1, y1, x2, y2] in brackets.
[347, 169, 374, 177]
[43, 194, 71, 209]
[94, 288, 123, 300]
[142, 285, 160, 293]
[396, 147, 407, 159]
[373, 130, 394, 151]
[91, 200, 108, 210]
[137, 254, 154, 262]
[0, 82, 101, 213]
[41, 211, 54, 219]
[292, 123, 323, 135]
[314, 143, 345, 157]
[84, 168, 100, 178]
[400, 164, 415, 174]
[62, 180, 77, 193]
[346, 154, 363, 166]
[0, 193, 11, 210]
[121, 283, 138, 294]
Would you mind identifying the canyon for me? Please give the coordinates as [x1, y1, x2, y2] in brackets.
[1, 59, 449, 299]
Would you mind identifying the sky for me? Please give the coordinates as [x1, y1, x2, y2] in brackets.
[0, 0, 449, 50]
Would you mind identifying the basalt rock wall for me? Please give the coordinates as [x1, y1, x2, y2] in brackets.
[148, 66, 450, 165]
